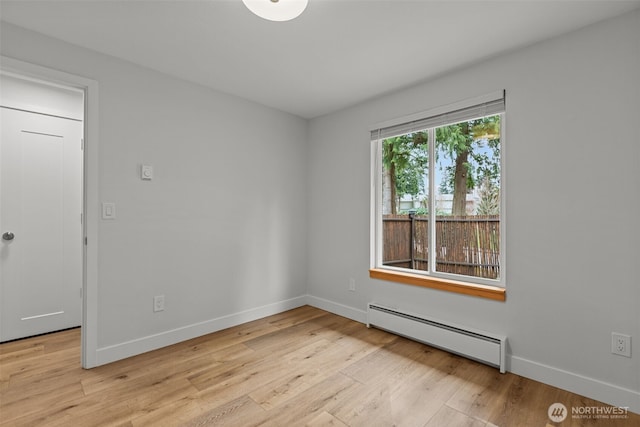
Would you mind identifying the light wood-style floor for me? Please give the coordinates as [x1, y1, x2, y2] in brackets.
[1, 306, 637, 426]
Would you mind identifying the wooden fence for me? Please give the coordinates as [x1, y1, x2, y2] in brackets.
[383, 214, 500, 279]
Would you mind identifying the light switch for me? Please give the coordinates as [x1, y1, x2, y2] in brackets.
[102, 202, 116, 220]
[141, 165, 153, 180]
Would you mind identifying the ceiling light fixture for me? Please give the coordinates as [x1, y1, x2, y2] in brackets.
[242, 0, 308, 22]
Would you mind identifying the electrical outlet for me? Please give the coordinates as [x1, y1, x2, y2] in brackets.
[348, 278, 356, 292]
[611, 333, 631, 357]
[153, 295, 165, 312]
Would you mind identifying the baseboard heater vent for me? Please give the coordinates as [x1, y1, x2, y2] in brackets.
[367, 303, 506, 373]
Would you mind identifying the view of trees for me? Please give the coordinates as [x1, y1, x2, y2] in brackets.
[382, 115, 501, 216]
[382, 131, 428, 215]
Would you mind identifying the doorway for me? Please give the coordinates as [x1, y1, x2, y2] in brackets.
[0, 56, 99, 368]
[1, 73, 84, 342]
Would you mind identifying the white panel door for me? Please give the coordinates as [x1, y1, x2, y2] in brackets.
[0, 107, 83, 342]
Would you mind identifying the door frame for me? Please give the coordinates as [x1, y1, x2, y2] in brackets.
[1, 56, 99, 368]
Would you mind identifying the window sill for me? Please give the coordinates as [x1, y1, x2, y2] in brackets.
[369, 268, 506, 302]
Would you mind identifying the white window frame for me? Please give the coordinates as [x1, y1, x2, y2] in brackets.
[370, 91, 506, 289]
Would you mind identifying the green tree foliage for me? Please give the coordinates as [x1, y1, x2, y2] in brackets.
[436, 116, 500, 216]
[382, 132, 428, 214]
[382, 115, 500, 216]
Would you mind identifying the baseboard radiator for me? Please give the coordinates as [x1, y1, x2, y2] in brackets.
[367, 303, 506, 373]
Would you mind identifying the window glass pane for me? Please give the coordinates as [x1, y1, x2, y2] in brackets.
[434, 115, 501, 279]
[381, 131, 429, 271]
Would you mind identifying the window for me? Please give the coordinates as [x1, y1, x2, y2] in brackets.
[370, 91, 506, 300]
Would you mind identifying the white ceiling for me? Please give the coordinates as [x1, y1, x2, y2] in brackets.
[1, 0, 639, 118]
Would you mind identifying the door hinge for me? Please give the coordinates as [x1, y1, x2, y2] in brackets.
[81, 138, 84, 150]
[84, 237, 88, 245]
[81, 213, 83, 224]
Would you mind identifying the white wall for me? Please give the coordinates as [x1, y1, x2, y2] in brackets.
[1, 23, 308, 361]
[307, 10, 640, 411]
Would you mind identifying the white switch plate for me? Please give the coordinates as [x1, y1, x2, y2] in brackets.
[102, 202, 116, 219]
[141, 165, 153, 180]
[153, 295, 165, 312]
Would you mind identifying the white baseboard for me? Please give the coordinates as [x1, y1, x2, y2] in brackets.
[95, 296, 308, 366]
[306, 295, 367, 324]
[510, 356, 640, 414]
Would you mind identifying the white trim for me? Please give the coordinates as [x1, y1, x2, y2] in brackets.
[428, 127, 436, 271]
[499, 112, 507, 285]
[21, 311, 64, 321]
[370, 89, 505, 132]
[370, 137, 382, 269]
[510, 356, 640, 414]
[306, 295, 368, 324]
[83, 79, 99, 368]
[95, 296, 309, 366]
[0, 56, 100, 368]
[0, 69, 86, 94]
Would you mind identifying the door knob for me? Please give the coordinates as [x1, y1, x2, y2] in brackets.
[2, 232, 15, 241]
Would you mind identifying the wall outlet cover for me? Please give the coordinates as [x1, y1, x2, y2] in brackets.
[611, 332, 631, 358]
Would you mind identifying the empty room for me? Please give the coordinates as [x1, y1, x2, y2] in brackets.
[0, 1, 639, 426]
